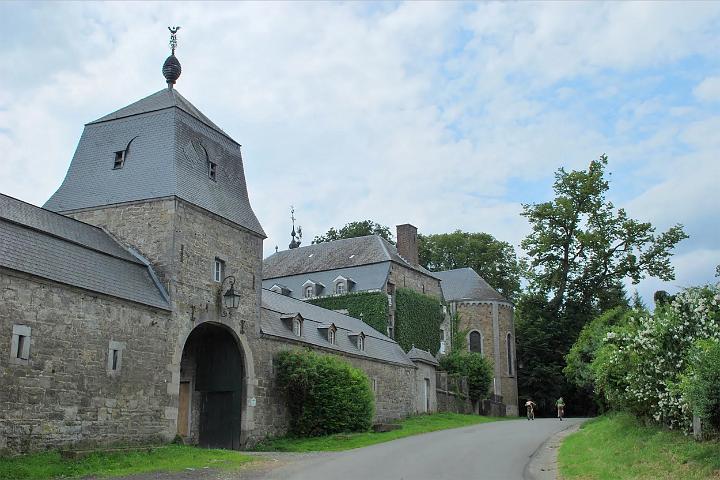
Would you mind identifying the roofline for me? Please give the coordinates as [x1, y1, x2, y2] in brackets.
[259, 330, 416, 369]
[446, 297, 514, 306]
[85, 98, 241, 147]
[54, 195, 266, 239]
[0, 266, 172, 311]
[0, 194, 143, 265]
[262, 259, 391, 280]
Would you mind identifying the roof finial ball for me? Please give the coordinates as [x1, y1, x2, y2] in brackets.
[162, 26, 182, 88]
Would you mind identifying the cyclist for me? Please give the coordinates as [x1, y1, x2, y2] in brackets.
[556, 397, 565, 421]
[525, 399, 536, 420]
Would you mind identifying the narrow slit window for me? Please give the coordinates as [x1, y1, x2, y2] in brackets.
[10, 325, 31, 364]
[107, 340, 125, 374]
[113, 151, 126, 169]
[208, 161, 217, 181]
[111, 349, 119, 370]
[16, 335, 27, 359]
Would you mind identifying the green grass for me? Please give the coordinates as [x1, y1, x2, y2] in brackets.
[0, 444, 256, 480]
[559, 413, 720, 480]
[253, 412, 510, 452]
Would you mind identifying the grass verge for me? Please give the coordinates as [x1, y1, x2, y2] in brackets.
[558, 413, 720, 480]
[0, 444, 256, 480]
[253, 412, 509, 452]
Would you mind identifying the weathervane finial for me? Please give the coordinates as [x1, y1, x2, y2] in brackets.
[168, 26, 181, 55]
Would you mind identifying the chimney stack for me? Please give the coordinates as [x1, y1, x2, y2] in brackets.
[396, 224, 419, 265]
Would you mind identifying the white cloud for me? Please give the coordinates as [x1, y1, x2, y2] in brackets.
[694, 76, 720, 102]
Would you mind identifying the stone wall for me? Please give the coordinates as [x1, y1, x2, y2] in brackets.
[0, 269, 173, 453]
[451, 300, 518, 416]
[248, 334, 418, 443]
[413, 362, 437, 414]
[435, 372, 473, 414]
[387, 263, 442, 299]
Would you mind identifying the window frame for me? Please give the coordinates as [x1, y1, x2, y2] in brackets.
[293, 317, 303, 337]
[107, 340, 126, 375]
[208, 160, 217, 181]
[213, 257, 225, 283]
[468, 330, 483, 355]
[304, 285, 314, 298]
[113, 150, 126, 170]
[10, 325, 31, 365]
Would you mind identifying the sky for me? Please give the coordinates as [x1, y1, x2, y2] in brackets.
[1, 1, 718, 306]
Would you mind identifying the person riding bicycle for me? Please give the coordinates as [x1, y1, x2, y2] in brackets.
[525, 399, 536, 420]
[556, 397, 565, 421]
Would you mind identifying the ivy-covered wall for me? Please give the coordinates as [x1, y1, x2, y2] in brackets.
[395, 288, 443, 354]
[308, 291, 389, 334]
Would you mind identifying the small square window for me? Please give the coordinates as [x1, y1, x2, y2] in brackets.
[10, 325, 31, 364]
[113, 151, 125, 169]
[208, 161, 217, 181]
[214, 258, 225, 283]
[107, 340, 125, 375]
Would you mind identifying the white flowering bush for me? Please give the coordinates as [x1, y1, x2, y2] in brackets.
[591, 284, 720, 431]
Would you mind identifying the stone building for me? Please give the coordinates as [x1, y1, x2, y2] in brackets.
[263, 224, 442, 339]
[435, 268, 518, 416]
[0, 50, 437, 453]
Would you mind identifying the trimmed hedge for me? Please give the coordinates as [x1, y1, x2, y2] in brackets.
[308, 291, 389, 334]
[275, 350, 375, 436]
[395, 288, 443, 354]
[683, 339, 720, 433]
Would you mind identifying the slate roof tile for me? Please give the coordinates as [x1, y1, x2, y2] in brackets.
[435, 267, 508, 303]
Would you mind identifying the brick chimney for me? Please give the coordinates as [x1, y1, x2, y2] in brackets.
[396, 224, 419, 265]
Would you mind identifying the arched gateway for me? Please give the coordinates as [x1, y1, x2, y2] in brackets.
[178, 322, 247, 449]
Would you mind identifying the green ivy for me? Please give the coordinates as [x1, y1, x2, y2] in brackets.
[275, 349, 375, 436]
[395, 288, 443, 354]
[308, 291, 389, 334]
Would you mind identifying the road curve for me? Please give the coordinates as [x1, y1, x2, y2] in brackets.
[254, 417, 586, 480]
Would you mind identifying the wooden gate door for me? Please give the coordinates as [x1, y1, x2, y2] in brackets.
[177, 381, 191, 437]
[199, 391, 241, 449]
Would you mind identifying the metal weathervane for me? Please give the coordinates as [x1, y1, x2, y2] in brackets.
[168, 26, 181, 55]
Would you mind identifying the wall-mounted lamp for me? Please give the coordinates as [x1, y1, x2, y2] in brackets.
[221, 276, 241, 312]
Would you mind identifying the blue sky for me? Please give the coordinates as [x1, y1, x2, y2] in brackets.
[1, 2, 718, 306]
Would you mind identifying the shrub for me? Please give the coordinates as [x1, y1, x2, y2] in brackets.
[682, 339, 720, 433]
[275, 350, 374, 436]
[439, 351, 493, 402]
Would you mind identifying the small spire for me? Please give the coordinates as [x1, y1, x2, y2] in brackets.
[162, 26, 182, 88]
[289, 206, 302, 249]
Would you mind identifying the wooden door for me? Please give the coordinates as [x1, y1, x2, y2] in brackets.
[178, 381, 191, 437]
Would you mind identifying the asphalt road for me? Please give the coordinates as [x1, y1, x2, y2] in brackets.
[249, 417, 586, 480]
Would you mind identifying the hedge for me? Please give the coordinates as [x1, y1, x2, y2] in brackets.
[395, 288, 443, 354]
[439, 351, 493, 402]
[275, 350, 375, 436]
[308, 291, 389, 334]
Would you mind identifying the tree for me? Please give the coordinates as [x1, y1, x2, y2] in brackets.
[518, 155, 687, 414]
[312, 220, 394, 244]
[418, 231, 521, 301]
[439, 352, 493, 403]
[521, 154, 687, 333]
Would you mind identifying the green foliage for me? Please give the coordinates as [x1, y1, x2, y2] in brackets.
[394, 288, 443, 354]
[275, 350, 374, 437]
[518, 154, 686, 415]
[312, 220, 394, 244]
[418, 230, 521, 301]
[308, 292, 389, 334]
[439, 352, 493, 402]
[564, 306, 632, 391]
[448, 312, 467, 354]
[559, 413, 720, 480]
[0, 445, 254, 480]
[682, 339, 720, 433]
[521, 154, 687, 323]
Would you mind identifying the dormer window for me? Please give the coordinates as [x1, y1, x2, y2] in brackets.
[302, 280, 324, 299]
[349, 331, 366, 351]
[304, 285, 314, 298]
[318, 323, 337, 345]
[281, 313, 304, 336]
[208, 160, 217, 181]
[270, 284, 292, 296]
[293, 318, 303, 337]
[336, 282, 345, 295]
[113, 151, 126, 169]
[333, 275, 353, 296]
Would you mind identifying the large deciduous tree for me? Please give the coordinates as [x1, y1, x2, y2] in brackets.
[312, 220, 394, 244]
[517, 155, 687, 414]
[418, 231, 521, 301]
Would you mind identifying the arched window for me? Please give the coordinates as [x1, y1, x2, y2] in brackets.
[507, 333, 514, 376]
[335, 282, 345, 295]
[293, 318, 302, 337]
[357, 335, 364, 351]
[304, 285, 314, 298]
[328, 327, 336, 345]
[469, 331, 482, 354]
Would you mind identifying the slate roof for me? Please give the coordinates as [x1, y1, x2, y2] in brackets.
[435, 267, 508, 303]
[261, 289, 414, 367]
[407, 347, 439, 366]
[263, 235, 437, 279]
[44, 88, 265, 238]
[262, 262, 390, 300]
[0, 194, 170, 310]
